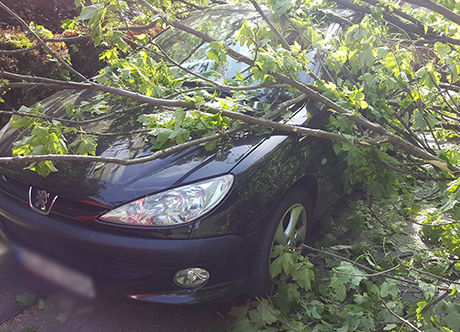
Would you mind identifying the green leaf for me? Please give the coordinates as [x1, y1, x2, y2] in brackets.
[208, 48, 219, 62]
[279, 252, 295, 274]
[235, 71, 245, 81]
[383, 324, 397, 330]
[55, 313, 68, 324]
[16, 292, 36, 308]
[248, 309, 265, 328]
[232, 318, 259, 332]
[270, 256, 283, 278]
[344, 213, 365, 234]
[360, 49, 374, 68]
[174, 108, 186, 129]
[79, 4, 104, 22]
[418, 281, 436, 300]
[207, 41, 227, 63]
[228, 306, 248, 317]
[256, 300, 277, 325]
[38, 299, 53, 311]
[70, 136, 97, 156]
[269, 0, 294, 15]
[110, 31, 128, 51]
[453, 206, 460, 221]
[379, 280, 399, 298]
[434, 42, 451, 58]
[334, 261, 367, 288]
[444, 303, 460, 330]
[329, 282, 347, 301]
[302, 300, 324, 320]
[415, 301, 427, 319]
[292, 263, 314, 290]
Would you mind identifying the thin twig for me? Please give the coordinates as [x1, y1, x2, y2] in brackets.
[405, 290, 451, 319]
[0, 103, 148, 125]
[163, 83, 290, 99]
[333, 264, 402, 278]
[415, 188, 440, 202]
[401, 261, 460, 286]
[403, 216, 459, 227]
[392, 204, 459, 227]
[79, 129, 152, 137]
[302, 244, 420, 287]
[381, 300, 423, 332]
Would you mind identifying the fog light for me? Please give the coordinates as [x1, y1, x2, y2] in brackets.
[173, 268, 210, 289]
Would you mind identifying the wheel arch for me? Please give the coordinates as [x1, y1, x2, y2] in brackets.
[292, 174, 318, 207]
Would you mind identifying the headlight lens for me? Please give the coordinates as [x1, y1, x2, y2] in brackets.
[98, 174, 234, 227]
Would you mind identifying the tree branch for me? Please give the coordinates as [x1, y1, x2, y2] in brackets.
[334, 0, 460, 47]
[163, 83, 290, 99]
[0, 45, 41, 54]
[248, 0, 291, 50]
[360, 0, 433, 33]
[333, 0, 425, 36]
[42, 35, 91, 43]
[0, 103, 148, 125]
[404, 0, 460, 26]
[0, 124, 246, 166]
[0, 71, 192, 108]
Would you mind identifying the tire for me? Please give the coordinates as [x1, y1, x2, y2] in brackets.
[249, 186, 313, 297]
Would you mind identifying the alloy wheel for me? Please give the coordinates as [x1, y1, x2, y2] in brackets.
[272, 203, 307, 249]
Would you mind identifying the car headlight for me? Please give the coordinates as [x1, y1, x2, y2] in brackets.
[98, 174, 234, 227]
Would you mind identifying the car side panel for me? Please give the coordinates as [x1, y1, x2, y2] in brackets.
[188, 104, 343, 238]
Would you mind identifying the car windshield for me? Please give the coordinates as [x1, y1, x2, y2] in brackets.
[153, 6, 317, 105]
[154, 7, 256, 80]
[154, 6, 318, 87]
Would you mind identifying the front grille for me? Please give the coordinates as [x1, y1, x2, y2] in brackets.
[0, 173, 107, 221]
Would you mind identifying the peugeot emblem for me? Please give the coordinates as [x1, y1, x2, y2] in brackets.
[35, 189, 50, 210]
[28, 187, 58, 215]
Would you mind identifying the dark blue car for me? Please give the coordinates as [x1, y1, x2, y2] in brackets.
[0, 6, 343, 304]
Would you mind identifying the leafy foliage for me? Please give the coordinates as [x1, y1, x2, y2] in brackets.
[138, 107, 234, 150]
[227, 178, 460, 332]
[9, 104, 97, 176]
[2, 0, 460, 329]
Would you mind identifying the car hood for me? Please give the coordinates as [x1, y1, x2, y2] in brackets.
[0, 91, 264, 208]
[0, 127, 262, 208]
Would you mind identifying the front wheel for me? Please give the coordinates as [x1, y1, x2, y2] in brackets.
[249, 186, 312, 296]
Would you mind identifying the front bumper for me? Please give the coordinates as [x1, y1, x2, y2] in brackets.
[0, 191, 253, 304]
